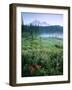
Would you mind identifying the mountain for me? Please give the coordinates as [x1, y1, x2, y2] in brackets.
[40, 22, 50, 26]
[30, 20, 41, 26]
[26, 20, 50, 26]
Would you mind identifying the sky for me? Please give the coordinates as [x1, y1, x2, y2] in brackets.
[21, 12, 63, 26]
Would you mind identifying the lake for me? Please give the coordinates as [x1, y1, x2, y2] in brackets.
[40, 33, 63, 39]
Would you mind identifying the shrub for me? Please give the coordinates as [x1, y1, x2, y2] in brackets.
[22, 48, 63, 76]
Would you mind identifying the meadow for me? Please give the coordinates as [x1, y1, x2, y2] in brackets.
[21, 25, 63, 77]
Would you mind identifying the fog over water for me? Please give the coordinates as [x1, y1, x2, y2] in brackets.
[40, 33, 63, 39]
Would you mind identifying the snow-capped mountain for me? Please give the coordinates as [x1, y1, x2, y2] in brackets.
[30, 20, 41, 26]
[40, 21, 50, 26]
[26, 20, 50, 26]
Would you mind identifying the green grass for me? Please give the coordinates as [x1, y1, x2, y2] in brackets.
[21, 33, 63, 77]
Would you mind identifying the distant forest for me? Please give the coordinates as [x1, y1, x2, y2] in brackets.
[22, 25, 63, 34]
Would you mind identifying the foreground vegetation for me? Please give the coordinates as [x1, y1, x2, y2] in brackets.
[21, 25, 63, 77]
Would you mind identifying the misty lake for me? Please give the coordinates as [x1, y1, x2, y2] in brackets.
[40, 33, 63, 39]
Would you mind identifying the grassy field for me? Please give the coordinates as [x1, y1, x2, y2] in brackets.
[21, 31, 63, 77]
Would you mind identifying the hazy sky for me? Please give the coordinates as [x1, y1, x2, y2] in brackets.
[21, 12, 63, 26]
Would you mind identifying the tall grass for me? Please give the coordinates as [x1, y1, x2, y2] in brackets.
[22, 35, 63, 77]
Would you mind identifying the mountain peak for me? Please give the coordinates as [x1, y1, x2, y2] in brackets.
[30, 20, 40, 26]
[27, 20, 50, 26]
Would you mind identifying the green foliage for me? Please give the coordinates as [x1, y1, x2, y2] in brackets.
[21, 26, 63, 77]
[22, 48, 63, 77]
